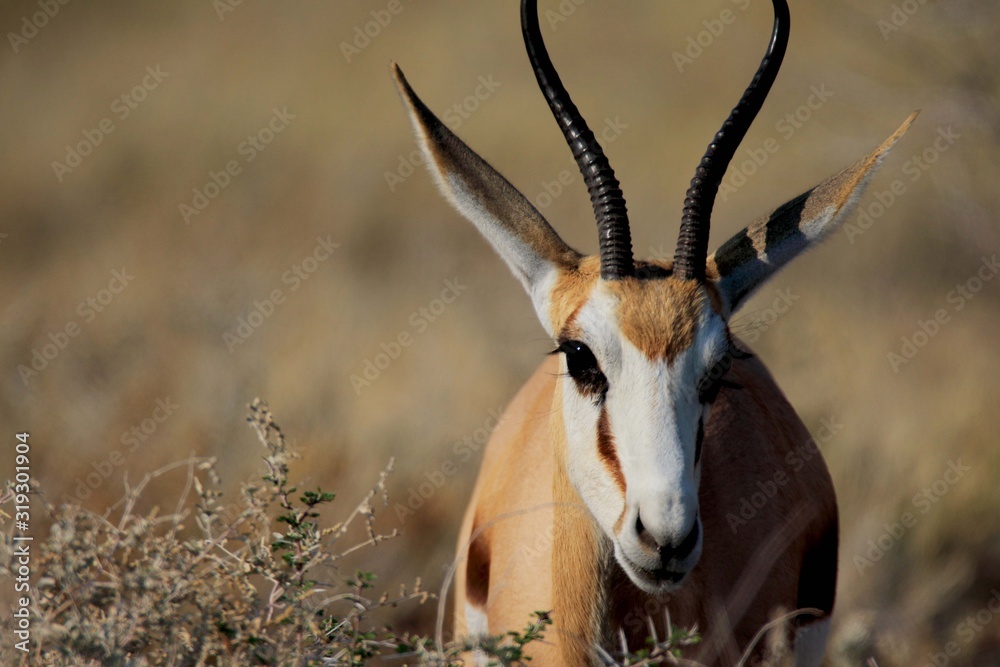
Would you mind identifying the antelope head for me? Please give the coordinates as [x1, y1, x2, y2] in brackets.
[392, 0, 913, 595]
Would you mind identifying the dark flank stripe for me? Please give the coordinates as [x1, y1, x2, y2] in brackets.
[796, 515, 839, 618]
[466, 521, 491, 608]
[597, 407, 626, 494]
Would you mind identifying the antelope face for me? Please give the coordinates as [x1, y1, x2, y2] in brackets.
[549, 259, 730, 594]
[395, 0, 912, 603]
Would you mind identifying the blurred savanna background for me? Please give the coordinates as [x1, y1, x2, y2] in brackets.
[2, 0, 999, 663]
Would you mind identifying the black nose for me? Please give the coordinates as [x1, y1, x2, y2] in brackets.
[657, 519, 700, 562]
[635, 513, 700, 561]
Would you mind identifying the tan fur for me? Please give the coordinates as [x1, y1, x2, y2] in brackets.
[452, 358, 559, 661]
[454, 351, 837, 665]
[549, 376, 609, 662]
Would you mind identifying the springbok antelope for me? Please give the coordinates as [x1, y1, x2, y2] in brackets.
[393, 0, 913, 663]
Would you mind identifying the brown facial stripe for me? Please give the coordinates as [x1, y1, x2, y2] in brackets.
[597, 406, 626, 494]
[466, 520, 491, 608]
[549, 256, 601, 332]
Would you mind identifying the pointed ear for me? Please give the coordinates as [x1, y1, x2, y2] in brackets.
[391, 63, 580, 334]
[708, 112, 918, 314]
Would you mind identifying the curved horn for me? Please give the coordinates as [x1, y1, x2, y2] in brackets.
[522, 0, 633, 280]
[674, 0, 791, 282]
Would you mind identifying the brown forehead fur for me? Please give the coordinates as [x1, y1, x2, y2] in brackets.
[548, 256, 723, 363]
[614, 275, 709, 363]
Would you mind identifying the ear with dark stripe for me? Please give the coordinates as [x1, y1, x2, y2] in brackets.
[391, 63, 581, 329]
[708, 112, 917, 313]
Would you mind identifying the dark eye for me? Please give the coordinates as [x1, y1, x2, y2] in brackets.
[697, 373, 725, 405]
[554, 340, 608, 402]
[697, 339, 749, 404]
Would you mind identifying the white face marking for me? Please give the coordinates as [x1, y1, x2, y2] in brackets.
[558, 282, 729, 594]
[561, 288, 622, 533]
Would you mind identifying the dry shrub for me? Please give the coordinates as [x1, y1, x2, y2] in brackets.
[0, 400, 432, 666]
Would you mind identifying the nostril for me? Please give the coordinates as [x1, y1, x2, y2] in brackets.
[660, 520, 700, 561]
[679, 520, 700, 556]
[634, 512, 659, 550]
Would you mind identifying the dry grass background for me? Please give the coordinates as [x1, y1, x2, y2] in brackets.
[1, 0, 999, 663]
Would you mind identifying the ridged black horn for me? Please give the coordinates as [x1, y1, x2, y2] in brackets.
[674, 0, 790, 282]
[522, 0, 633, 280]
